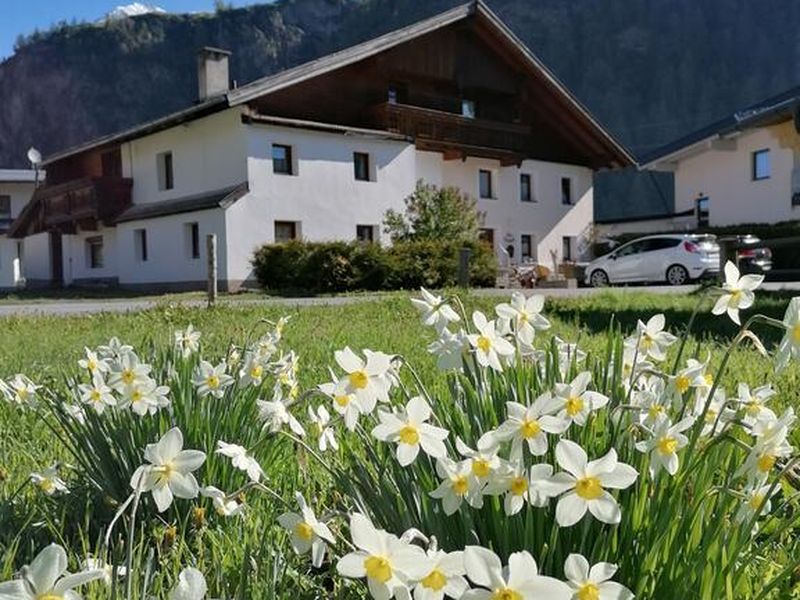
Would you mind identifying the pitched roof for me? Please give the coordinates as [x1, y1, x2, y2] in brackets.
[641, 84, 800, 167]
[42, 0, 632, 168]
[113, 182, 248, 224]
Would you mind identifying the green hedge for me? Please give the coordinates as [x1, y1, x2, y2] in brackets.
[251, 240, 497, 292]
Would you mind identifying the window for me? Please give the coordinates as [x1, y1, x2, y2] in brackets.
[354, 152, 371, 181]
[615, 240, 648, 258]
[87, 236, 104, 269]
[793, 192, 800, 207]
[185, 222, 200, 259]
[521, 234, 532, 260]
[134, 229, 148, 262]
[272, 144, 293, 175]
[356, 225, 376, 242]
[520, 173, 532, 203]
[0, 195, 10, 228]
[696, 196, 709, 228]
[274, 221, 298, 242]
[157, 151, 174, 191]
[752, 149, 770, 181]
[562, 236, 574, 262]
[644, 238, 682, 252]
[561, 177, 573, 205]
[479, 170, 494, 199]
[461, 99, 476, 119]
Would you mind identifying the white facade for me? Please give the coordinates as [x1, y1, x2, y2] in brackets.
[42, 106, 598, 290]
[0, 173, 37, 290]
[655, 121, 800, 227]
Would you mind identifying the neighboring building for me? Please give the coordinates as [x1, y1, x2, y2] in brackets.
[9, 1, 631, 291]
[602, 85, 800, 236]
[0, 169, 38, 290]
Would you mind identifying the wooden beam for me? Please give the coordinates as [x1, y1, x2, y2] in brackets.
[443, 149, 465, 161]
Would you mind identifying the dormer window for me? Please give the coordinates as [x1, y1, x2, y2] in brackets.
[461, 99, 476, 119]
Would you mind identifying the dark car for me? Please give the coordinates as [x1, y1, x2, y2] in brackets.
[733, 235, 772, 274]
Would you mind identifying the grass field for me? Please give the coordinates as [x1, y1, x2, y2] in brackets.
[1, 289, 799, 598]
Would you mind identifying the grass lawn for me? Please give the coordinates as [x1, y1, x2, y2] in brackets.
[1, 289, 799, 597]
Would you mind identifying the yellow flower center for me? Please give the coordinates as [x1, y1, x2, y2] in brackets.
[793, 323, 800, 343]
[295, 521, 314, 541]
[705, 409, 717, 424]
[364, 556, 393, 583]
[87, 359, 97, 371]
[452, 475, 469, 496]
[575, 476, 603, 500]
[477, 335, 492, 353]
[398, 424, 419, 445]
[647, 404, 664, 419]
[748, 493, 765, 511]
[131, 389, 143, 403]
[731, 289, 742, 303]
[657, 436, 678, 456]
[510, 476, 529, 496]
[746, 402, 762, 416]
[576, 582, 601, 600]
[153, 462, 175, 486]
[90, 390, 102, 402]
[16, 387, 29, 401]
[349, 370, 369, 390]
[250, 365, 263, 380]
[121, 369, 135, 385]
[757, 454, 776, 473]
[206, 375, 220, 389]
[37, 594, 64, 600]
[704, 373, 714, 386]
[38, 478, 54, 493]
[492, 588, 522, 600]
[335, 395, 350, 407]
[565, 396, 584, 417]
[421, 569, 448, 591]
[520, 419, 541, 439]
[676, 375, 690, 393]
[641, 334, 653, 349]
[472, 458, 491, 478]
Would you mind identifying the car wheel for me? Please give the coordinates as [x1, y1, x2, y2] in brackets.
[590, 269, 609, 287]
[666, 264, 690, 286]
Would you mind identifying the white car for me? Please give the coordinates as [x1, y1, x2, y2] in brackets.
[585, 234, 720, 287]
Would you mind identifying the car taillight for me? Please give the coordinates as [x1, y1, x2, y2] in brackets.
[738, 248, 756, 258]
[683, 241, 700, 253]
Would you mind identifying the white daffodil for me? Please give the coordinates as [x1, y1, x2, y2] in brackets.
[337, 514, 430, 600]
[170, 567, 208, 600]
[216, 441, 264, 482]
[737, 412, 794, 482]
[484, 462, 553, 516]
[776, 297, 800, 371]
[256, 397, 305, 436]
[278, 492, 336, 568]
[78, 347, 109, 375]
[200, 486, 244, 518]
[467, 311, 515, 372]
[1, 374, 40, 406]
[542, 440, 638, 527]
[239, 353, 267, 387]
[428, 328, 469, 372]
[308, 405, 338, 452]
[0, 544, 104, 599]
[635, 415, 694, 477]
[625, 314, 676, 362]
[455, 434, 503, 481]
[254, 332, 279, 362]
[193, 361, 234, 399]
[548, 372, 609, 427]
[372, 396, 448, 466]
[461, 546, 571, 600]
[411, 287, 461, 332]
[631, 380, 671, 428]
[97, 337, 133, 361]
[107, 352, 152, 391]
[495, 394, 569, 459]
[414, 549, 468, 600]
[430, 457, 483, 515]
[563, 553, 633, 600]
[130, 428, 206, 513]
[666, 359, 707, 405]
[553, 337, 587, 373]
[619, 345, 654, 391]
[78, 372, 116, 414]
[31, 465, 69, 496]
[334, 347, 394, 413]
[119, 379, 170, 416]
[495, 292, 550, 345]
[63, 403, 86, 425]
[81, 557, 126, 586]
[693, 388, 734, 438]
[712, 261, 764, 325]
[319, 377, 363, 431]
[735, 483, 778, 525]
[174, 324, 202, 359]
[735, 383, 776, 427]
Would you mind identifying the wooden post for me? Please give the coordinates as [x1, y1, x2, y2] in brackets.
[207, 234, 218, 307]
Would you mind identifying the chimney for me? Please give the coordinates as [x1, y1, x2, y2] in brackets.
[197, 47, 232, 102]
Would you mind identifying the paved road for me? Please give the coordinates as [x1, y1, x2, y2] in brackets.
[1, 282, 799, 318]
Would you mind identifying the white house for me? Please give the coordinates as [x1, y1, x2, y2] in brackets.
[0, 169, 38, 291]
[605, 86, 800, 236]
[9, 1, 632, 291]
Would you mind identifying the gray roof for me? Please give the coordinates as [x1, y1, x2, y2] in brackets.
[113, 182, 247, 224]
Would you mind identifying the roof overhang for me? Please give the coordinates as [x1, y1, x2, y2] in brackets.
[0, 169, 38, 183]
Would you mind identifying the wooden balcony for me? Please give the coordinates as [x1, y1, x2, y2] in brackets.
[9, 177, 133, 237]
[366, 102, 531, 161]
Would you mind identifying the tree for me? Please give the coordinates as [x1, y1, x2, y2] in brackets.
[383, 180, 481, 243]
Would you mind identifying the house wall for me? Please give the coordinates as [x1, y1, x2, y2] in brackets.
[0, 180, 35, 289]
[22, 232, 52, 287]
[674, 123, 800, 226]
[122, 108, 248, 205]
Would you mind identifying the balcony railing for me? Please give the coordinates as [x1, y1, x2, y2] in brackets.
[9, 177, 133, 237]
[367, 102, 532, 153]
